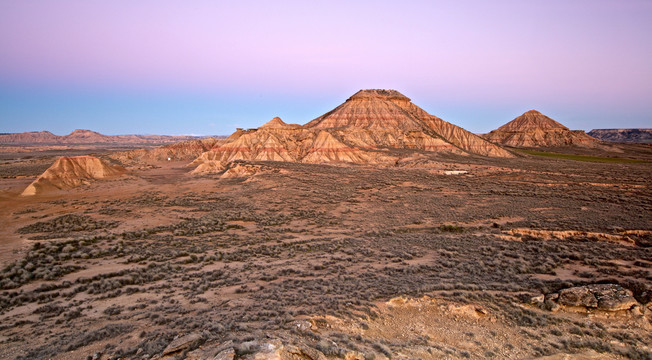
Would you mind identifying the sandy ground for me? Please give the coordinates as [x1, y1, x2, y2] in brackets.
[0, 145, 650, 359]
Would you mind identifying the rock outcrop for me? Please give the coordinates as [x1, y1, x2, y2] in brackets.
[483, 110, 599, 148]
[190, 89, 513, 173]
[587, 128, 652, 144]
[21, 156, 126, 195]
[543, 284, 639, 312]
[557, 284, 638, 311]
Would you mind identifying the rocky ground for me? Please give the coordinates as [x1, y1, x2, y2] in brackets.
[0, 147, 650, 359]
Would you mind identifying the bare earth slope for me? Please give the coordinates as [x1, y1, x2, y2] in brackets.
[483, 110, 599, 148]
[191, 89, 513, 173]
[21, 156, 126, 195]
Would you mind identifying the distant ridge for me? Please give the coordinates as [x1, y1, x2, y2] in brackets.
[0, 129, 202, 144]
[587, 129, 652, 144]
[483, 110, 598, 148]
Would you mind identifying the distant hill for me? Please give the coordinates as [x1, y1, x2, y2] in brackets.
[587, 129, 652, 144]
[483, 110, 598, 148]
[0, 129, 205, 144]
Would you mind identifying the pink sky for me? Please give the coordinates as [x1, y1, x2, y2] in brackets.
[1, 0, 651, 134]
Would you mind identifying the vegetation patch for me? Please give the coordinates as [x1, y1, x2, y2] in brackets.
[515, 149, 650, 163]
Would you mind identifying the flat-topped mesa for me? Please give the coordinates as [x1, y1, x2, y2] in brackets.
[303, 89, 422, 131]
[347, 89, 411, 103]
[302, 89, 513, 157]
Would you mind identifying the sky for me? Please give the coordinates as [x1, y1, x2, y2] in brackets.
[0, 0, 651, 135]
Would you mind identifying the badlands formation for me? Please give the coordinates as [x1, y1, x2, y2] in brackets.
[110, 137, 225, 164]
[1, 90, 651, 360]
[20, 89, 518, 194]
[483, 110, 599, 148]
[21, 156, 125, 196]
[191, 89, 513, 173]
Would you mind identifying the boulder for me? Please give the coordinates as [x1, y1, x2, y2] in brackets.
[557, 284, 638, 311]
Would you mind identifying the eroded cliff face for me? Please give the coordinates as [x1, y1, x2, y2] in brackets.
[22, 156, 126, 195]
[190, 126, 378, 174]
[484, 110, 599, 148]
[190, 90, 514, 173]
[110, 138, 225, 164]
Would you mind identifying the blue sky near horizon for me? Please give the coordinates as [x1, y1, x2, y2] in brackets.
[1, 0, 651, 136]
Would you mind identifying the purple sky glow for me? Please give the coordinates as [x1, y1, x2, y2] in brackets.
[1, 0, 651, 135]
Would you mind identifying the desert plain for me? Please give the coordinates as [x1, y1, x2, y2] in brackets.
[0, 91, 651, 360]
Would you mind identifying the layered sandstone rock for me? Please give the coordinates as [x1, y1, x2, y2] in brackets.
[302, 131, 373, 163]
[258, 117, 302, 130]
[22, 156, 126, 195]
[111, 138, 224, 164]
[190, 89, 514, 173]
[484, 110, 599, 148]
[306, 90, 513, 157]
[190, 126, 375, 174]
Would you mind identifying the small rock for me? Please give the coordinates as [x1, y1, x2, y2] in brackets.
[162, 333, 203, 356]
[546, 293, 559, 301]
[530, 295, 545, 306]
[630, 305, 645, 317]
[253, 340, 283, 360]
[214, 348, 236, 360]
[544, 300, 561, 312]
[287, 345, 328, 360]
[292, 320, 312, 332]
[344, 351, 365, 360]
